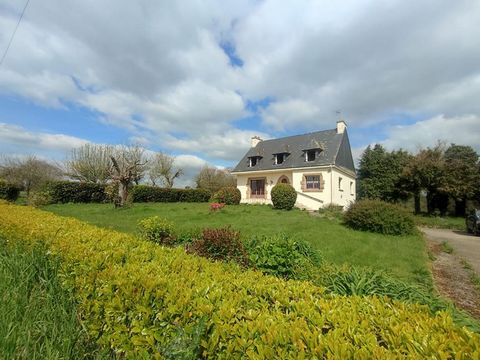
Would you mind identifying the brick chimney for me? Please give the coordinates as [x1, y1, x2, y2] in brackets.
[251, 136, 262, 147]
[336, 120, 347, 134]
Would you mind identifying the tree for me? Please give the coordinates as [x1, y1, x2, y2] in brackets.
[195, 166, 236, 193]
[109, 145, 147, 207]
[401, 144, 447, 215]
[0, 155, 62, 195]
[147, 153, 183, 188]
[357, 144, 411, 202]
[66, 144, 113, 184]
[443, 144, 480, 216]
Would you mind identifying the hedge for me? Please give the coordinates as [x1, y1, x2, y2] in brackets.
[0, 202, 478, 358]
[43, 181, 108, 203]
[0, 180, 20, 202]
[212, 187, 241, 205]
[131, 185, 211, 203]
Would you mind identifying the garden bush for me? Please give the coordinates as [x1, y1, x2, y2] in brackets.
[0, 180, 20, 202]
[186, 226, 248, 267]
[246, 235, 321, 279]
[0, 203, 479, 358]
[344, 199, 416, 235]
[212, 187, 241, 205]
[138, 216, 176, 246]
[271, 183, 297, 210]
[131, 185, 211, 203]
[318, 203, 344, 220]
[44, 181, 107, 203]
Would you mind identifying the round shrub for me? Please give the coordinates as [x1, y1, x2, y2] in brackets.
[344, 199, 416, 235]
[212, 187, 241, 205]
[0, 180, 20, 202]
[138, 216, 176, 246]
[271, 183, 297, 210]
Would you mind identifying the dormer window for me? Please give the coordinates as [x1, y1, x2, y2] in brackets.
[305, 150, 316, 162]
[274, 152, 289, 165]
[248, 156, 262, 167]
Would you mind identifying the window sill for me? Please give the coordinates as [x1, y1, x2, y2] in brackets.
[302, 189, 323, 193]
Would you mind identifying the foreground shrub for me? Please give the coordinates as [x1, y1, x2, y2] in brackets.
[132, 185, 211, 203]
[271, 183, 297, 210]
[0, 180, 20, 202]
[212, 187, 241, 205]
[138, 216, 176, 246]
[44, 181, 107, 203]
[0, 204, 479, 358]
[344, 199, 416, 235]
[246, 235, 321, 279]
[186, 227, 248, 267]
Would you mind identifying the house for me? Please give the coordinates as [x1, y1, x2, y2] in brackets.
[231, 121, 356, 210]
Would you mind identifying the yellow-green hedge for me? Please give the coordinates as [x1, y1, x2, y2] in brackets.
[0, 202, 479, 358]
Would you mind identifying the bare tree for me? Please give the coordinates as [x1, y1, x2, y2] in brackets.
[0, 155, 62, 195]
[66, 144, 113, 184]
[195, 165, 236, 193]
[148, 153, 183, 188]
[109, 145, 147, 207]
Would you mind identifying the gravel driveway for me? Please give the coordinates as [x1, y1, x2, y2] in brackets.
[421, 227, 480, 274]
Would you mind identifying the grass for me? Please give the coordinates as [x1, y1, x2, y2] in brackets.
[414, 214, 465, 231]
[44, 202, 430, 286]
[441, 241, 454, 254]
[0, 237, 109, 359]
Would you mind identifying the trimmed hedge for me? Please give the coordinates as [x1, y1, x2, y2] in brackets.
[0, 203, 479, 358]
[271, 183, 297, 210]
[344, 199, 416, 235]
[131, 185, 211, 203]
[212, 187, 241, 205]
[0, 180, 20, 202]
[43, 181, 107, 203]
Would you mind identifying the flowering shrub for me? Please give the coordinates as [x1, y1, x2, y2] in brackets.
[209, 202, 225, 212]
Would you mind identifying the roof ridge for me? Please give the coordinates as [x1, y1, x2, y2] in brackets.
[259, 128, 337, 144]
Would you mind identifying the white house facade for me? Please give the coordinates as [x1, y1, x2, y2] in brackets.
[232, 121, 356, 210]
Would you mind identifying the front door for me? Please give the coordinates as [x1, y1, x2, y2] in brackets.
[250, 179, 265, 198]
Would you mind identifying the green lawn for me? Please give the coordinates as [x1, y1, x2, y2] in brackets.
[414, 215, 466, 231]
[44, 203, 430, 286]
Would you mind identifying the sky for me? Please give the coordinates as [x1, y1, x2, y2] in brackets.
[1, 0, 479, 186]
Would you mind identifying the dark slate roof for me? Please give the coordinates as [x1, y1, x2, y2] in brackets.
[232, 128, 356, 173]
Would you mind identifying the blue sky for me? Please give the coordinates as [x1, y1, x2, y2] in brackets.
[1, 0, 479, 185]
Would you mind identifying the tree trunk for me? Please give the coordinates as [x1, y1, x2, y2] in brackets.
[117, 180, 129, 207]
[414, 192, 421, 214]
[455, 198, 466, 217]
[426, 192, 435, 215]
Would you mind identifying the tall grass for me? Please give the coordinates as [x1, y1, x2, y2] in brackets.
[0, 238, 109, 359]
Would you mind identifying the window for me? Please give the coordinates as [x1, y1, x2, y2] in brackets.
[305, 150, 316, 162]
[350, 181, 354, 195]
[305, 175, 320, 189]
[250, 179, 265, 197]
[338, 177, 343, 191]
[275, 153, 285, 165]
[249, 156, 261, 167]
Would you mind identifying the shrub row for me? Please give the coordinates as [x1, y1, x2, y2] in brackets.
[0, 202, 478, 358]
[212, 187, 241, 205]
[131, 185, 211, 203]
[344, 199, 416, 235]
[0, 180, 20, 202]
[43, 181, 108, 203]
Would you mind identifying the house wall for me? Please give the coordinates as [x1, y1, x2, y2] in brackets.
[235, 166, 356, 210]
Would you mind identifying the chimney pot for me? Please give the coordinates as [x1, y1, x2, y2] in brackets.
[336, 120, 347, 134]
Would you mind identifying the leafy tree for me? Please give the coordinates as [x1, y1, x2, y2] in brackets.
[443, 144, 479, 216]
[195, 166, 236, 194]
[66, 143, 113, 184]
[147, 153, 183, 188]
[357, 144, 411, 202]
[0, 155, 62, 195]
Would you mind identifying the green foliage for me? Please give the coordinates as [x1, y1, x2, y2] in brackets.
[246, 235, 321, 279]
[358, 144, 411, 202]
[344, 199, 416, 235]
[212, 186, 241, 205]
[271, 183, 297, 210]
[131, 185, 211, 203]
[138, 216, 176, 246]
[0, 238, 110, 359]
[44, 181, 108, 203]
[318, 203, 344, 220]
[1, 204, 479, 357]
[0, 180, 20, 202]
[159, 318, 208, 360]
[186, 226, 249, 266]
[27, 190, 53, 207]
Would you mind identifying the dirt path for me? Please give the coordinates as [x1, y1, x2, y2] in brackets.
[421, 227, 480, 318]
